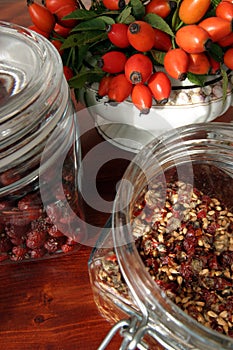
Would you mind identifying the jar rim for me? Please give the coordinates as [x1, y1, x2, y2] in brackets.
[0, 21, 62, 119]
[113, 122, 233, 348]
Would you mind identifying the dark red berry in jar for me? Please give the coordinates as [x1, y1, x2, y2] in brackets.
[26, 230, 46, 249]
[30, 247, 46, 259]
[48, 225, 64, 237]
[10, 246, 28, 261]
[61, 243, 75, 253]
[44, 237, 63, 253]
[18, 193, 42, 211]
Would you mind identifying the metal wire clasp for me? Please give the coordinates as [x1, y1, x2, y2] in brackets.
[98, 316, 150, 350]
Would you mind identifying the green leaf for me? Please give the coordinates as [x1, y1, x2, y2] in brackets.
[76, 45, 89, 70]
[68, 70, 105, 89]
[211, 0, 222, 9]
[63, 9, 99, 20]
[150, 50, 166, 65]
[62, 31, 107, 49]
[208, 43, 224, 62]
[130, 0, 145, 18]
[99, 15, 116, 25]
[187, 73, 207, 86]
[116, 6, 134, 23]
[72, 17, 113, 31]
[171, 4, 183, 32]
[144, 13, 175, 37]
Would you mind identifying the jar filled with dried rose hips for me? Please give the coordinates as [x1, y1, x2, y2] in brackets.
[0, 22, 85, 263]
[89, 122, 233, 350]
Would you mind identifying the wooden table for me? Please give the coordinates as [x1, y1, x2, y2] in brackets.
[0, 2, 233, 350]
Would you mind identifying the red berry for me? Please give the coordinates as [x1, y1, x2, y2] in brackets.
[224, 47, 233, 70]
[131, 84, 153, 114]
[28, 24, 50, 38]
[27, 0, 56, 34]
[124, 53, 153, 84]
[97, 75, 113, 98]
[127, 21, 156, 52]
[63, 66, 74, 80]
[175, 24, 212, 53]
[164, 48, 189, 80]
[199, 16, 232, 42]
[148, 71, 171, 104]
[153, 28, 172, 51]
[102, 0, 126, 10]
[145, 0, 174, 18]
[55, 4, 79, 28]
[98, 51, 127, 74]
[107, 23, 130, 48]
[108, 74, 133, 103]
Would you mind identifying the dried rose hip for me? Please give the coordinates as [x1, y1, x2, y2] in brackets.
[0, 148, 81, 262]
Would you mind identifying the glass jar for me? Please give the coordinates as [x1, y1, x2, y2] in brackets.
[89, 122, 233, 350]
[0, 21, 85, 263]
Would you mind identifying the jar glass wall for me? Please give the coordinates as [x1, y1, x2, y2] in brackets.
[0, 22, 84, 263]
[89, 122, 233, 349]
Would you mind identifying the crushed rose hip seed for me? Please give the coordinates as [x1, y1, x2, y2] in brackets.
[96, 179, 233, 338]
[132, 180, 233, 337]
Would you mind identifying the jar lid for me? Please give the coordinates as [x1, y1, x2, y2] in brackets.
[0, 21, 62, 119]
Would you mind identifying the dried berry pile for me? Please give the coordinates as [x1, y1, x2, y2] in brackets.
[95, 177, 233, 338]
[132, 180, 233, 337]
[0, 153, 80, 263]
[26, 0, 233, 114]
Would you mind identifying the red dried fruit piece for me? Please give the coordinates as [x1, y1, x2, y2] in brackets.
[197, 209, 207, 218]
[26, 230, 47, 249]
[10, 246, 28, 261]
[30, 247, 46, 259]
[48, 225, 64, 237]
[61, 244, 75, 253]
[18, 193, 42, 211]
[44, 237, 65, 253]
[5, 223, 29, 238]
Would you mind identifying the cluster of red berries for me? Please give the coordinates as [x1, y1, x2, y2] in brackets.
[26, 0, 233, 114]
[97, 0, 233, 113]
[27, 0, 78, 80]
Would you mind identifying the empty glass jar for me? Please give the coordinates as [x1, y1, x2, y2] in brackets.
[0, 21, 84, 263]
[89, 122, 233, 350]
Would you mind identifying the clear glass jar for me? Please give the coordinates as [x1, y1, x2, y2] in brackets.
[89, 122, 233, 350]
[0, 21, 84, 263]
